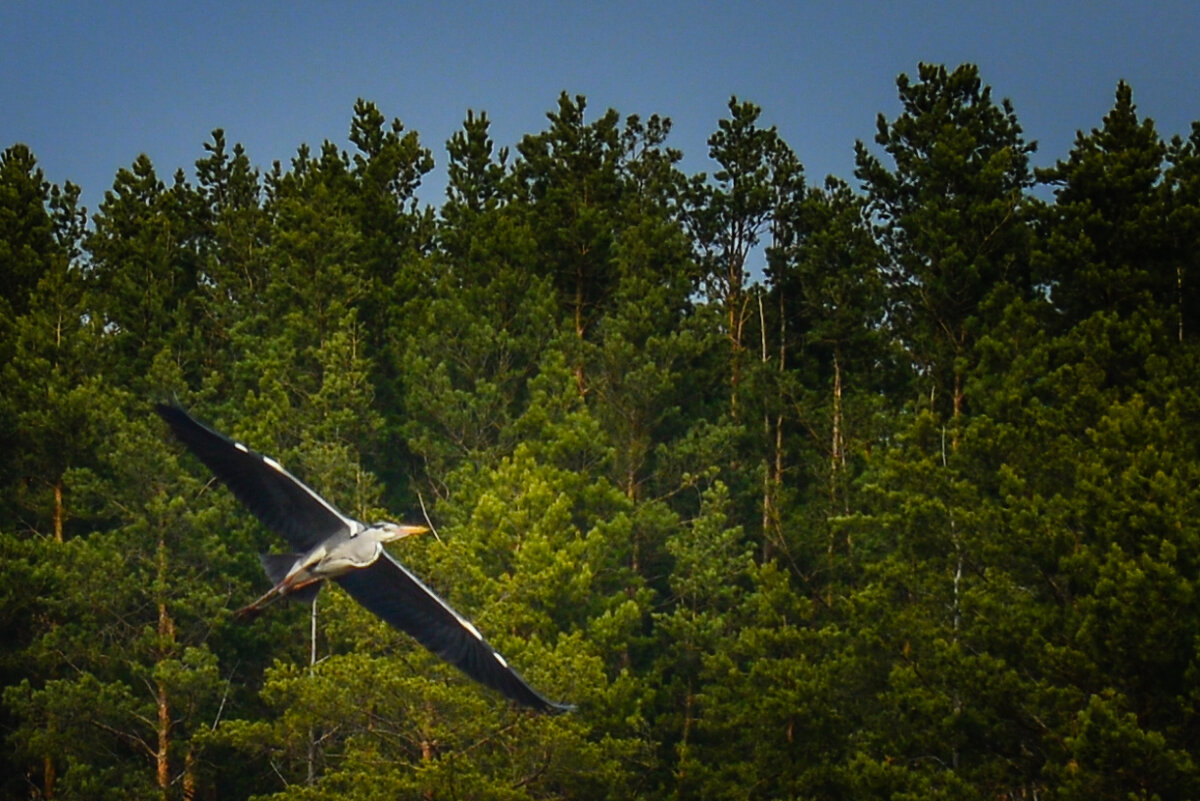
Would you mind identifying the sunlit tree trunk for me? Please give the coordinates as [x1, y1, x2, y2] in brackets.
[53, 481, 64, 543]
[156, 537, 175, 797]
[156, 615, 173, 794]
[829, 347, 846, 515]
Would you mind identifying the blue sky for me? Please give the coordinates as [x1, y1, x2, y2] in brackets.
[4, 1, 1199, 215]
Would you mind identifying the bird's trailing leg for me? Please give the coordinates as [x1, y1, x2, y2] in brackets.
[234, 550, 327, 618]
[235, 575, 325, 619]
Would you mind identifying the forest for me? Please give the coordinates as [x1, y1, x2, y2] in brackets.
[2, 62, 1199, 800]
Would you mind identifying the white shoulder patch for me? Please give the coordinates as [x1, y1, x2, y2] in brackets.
[235, 442, 249, 453]
[462, 619, 483, 641]
[492, 651, 508, 668]
[263, 456, 284, 471]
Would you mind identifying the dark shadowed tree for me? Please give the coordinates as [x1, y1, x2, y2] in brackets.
[856, 63, 1034, 426]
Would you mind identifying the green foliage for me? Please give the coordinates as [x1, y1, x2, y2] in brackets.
[4, 67, 1200, 799]
[857, 62, 1035, 420]
[1036, 82, 1173, 336]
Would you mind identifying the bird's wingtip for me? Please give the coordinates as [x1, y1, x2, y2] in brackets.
[152, 395, 184, 413]
[530, 696, 576, 715]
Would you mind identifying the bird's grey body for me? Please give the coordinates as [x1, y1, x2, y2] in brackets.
[241, 519, 424, 613]
[155, 403, 570, 713]
[272, 523, 386, 583]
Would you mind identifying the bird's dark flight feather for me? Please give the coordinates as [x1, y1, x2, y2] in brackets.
[156, 404, 352, 551]
[337, 551, 572, 714]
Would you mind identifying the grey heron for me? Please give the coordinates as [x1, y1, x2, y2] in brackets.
[156, 403, 570, 714]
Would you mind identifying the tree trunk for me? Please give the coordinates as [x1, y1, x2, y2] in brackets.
[830, 347, 845, 514]
[726, 245, 747, 416]
[952, 368, 964, 451]
[676, 685, 695, 798]
[156, 640, 172, 794]
[182, 744, 197, 801]
[574, 255, 589, 396]
[1178, 262, 1185, 342]
[760, 292, 774, 559]
[758, 291, 785, 560]
[53, 480, 64, 543]
[156, 538, 176, 798]
[44, 754, 56, 800]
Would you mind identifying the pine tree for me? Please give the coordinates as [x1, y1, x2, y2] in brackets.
[392, 110, 556, 490]
[592, 111, 698, 503]
[687, 97, 802, 416]
[1035, 81, 1170, 336]
[766, 176, 889, 585]
[192, 129, 269, 388]
[514, 93, 625, 394]
[0, 144, 58, 322]
[86, 155, 207, 389]
[0, 146, 96, 541]
[856, 63, 1034, 425]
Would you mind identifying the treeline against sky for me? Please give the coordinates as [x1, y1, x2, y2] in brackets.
[2, 63, 1200, 799]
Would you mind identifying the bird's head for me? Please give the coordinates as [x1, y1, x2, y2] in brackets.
[372, 521, 429, 543]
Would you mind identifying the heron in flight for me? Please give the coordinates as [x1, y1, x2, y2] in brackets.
[156, 404, 570, 713]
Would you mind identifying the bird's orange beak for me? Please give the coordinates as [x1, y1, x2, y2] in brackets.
[397, 524, 429, 538]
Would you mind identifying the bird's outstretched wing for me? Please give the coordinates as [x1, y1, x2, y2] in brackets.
[336, 551, 573, 714]
[156, 404, 356, 551]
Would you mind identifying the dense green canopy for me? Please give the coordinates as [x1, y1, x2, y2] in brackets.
[3, 63, 1199, 799]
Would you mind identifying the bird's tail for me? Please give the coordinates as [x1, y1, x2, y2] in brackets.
[259, 553, 298, 584]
